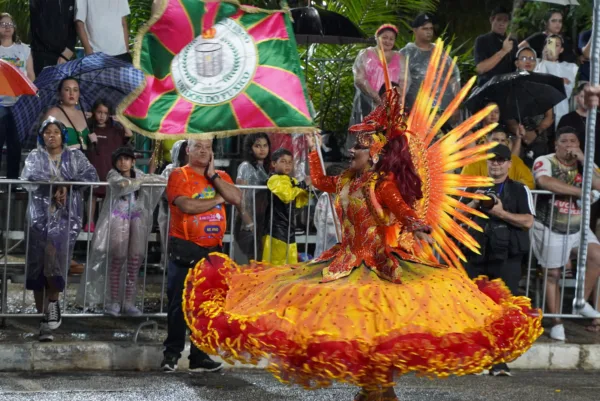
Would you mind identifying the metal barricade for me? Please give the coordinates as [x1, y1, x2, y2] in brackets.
[0, 180, 319, 320]
[0, 180, 598, 323]
[523, 190, 600, 318]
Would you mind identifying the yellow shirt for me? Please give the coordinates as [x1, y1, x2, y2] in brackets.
[461, 154, 535, 189]
[161, 139, 179, 163]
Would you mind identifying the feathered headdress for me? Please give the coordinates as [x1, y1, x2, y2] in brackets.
[349, 38, 499, 271]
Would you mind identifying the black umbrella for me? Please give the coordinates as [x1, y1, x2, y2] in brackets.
[291, 7, 373, 45]
[466, 71, 567, 121]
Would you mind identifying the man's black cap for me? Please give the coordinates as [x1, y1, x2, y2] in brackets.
[411, 13, 433, 28]
[488, 144, 512, 160]
[490, 6, 511, 19]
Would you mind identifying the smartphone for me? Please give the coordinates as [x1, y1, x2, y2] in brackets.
[546, 37, 557, 59]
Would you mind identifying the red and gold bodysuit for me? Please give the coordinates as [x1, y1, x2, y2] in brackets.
[308, 151, 433, 283]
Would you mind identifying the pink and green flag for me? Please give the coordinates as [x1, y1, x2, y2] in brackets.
[118, 0, 315, 139]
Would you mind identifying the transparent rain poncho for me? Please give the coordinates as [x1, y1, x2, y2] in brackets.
[399, 42, 460, 111]
[350, 47, 410, 127]
[76, 168, 166, 310]
[158, 140, 187, 257]
[233, 159, 269, 263]
[21, 147, 99, 292]
[314, 192, 339, 259]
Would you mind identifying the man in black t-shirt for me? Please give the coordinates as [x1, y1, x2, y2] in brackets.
[473, 7, 518, 86]
[558, 83, 600, 166]
[30, 0, 77, 75]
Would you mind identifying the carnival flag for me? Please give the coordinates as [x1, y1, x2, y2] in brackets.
[118, 0, 315, 138]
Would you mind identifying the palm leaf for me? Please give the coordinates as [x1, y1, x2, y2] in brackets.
[304, 0, 439, 136]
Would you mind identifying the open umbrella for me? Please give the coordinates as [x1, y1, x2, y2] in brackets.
[0, 59, 37, 96]
[291, 6, 372, 45]
[12, 52, 144, 144]
[465, 70, 566, 121]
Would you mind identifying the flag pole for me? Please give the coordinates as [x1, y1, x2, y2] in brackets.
[574, 0, 600, 312]
[313, 135, 342, 243]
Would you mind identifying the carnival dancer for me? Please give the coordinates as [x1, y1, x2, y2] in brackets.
[182, 42, 542, 400]
[77, 147, 165, 315]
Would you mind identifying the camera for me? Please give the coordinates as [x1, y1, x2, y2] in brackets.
[480, 190, 499, 210]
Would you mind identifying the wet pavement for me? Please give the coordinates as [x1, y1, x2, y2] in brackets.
[0, 370, 598, 401]
[2, 314, 599, 345]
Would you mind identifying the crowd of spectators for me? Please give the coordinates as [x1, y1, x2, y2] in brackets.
[346, 5, 600, 345]
[1, 0, 600, 368]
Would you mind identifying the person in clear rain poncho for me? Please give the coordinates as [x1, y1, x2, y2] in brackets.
[400, 13, 460, 112]
[158, 140, 188, 262]
[347, 24, 409, 153]
[77, 147, 165, 316]
[22, 117, 98, 342]
[234, 133, 271, 263]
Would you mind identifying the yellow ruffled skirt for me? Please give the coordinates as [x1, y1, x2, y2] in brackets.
[183, 253, 542, 389]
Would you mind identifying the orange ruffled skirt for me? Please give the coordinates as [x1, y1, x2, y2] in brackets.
[183, 253, 542, 389]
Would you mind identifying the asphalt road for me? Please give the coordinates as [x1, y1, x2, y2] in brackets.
[0, 370, 598, 401]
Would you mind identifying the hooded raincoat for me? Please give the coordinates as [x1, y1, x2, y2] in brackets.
[158, 140, 187, 257]
[76, 168, 165, 310]
[21, 146, 98, 292]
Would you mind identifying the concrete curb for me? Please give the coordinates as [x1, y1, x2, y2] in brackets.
[0, 342, 598, 371]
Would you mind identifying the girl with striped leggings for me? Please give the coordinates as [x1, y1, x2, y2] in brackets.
[77, 147, 165, 315]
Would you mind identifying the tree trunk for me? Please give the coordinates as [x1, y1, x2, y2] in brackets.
[511, 0, 526, 36]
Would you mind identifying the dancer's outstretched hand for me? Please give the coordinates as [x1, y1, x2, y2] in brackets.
[306, 132, 321, 152]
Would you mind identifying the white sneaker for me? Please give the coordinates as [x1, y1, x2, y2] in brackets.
[550, 324, 566, 341]
[575, 301, 600, 318]
[39, 320, 53, 342]
[121, 303, 142, 316]
[104, 303, 121, 317]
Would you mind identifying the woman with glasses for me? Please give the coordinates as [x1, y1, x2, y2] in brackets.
[508, 47, 554, 168]
[0, 13, 35, 179]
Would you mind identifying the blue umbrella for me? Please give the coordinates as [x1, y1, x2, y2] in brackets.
[13, 52, 144, 145]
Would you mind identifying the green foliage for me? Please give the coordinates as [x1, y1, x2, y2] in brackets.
[0, 0, 154, 46]
[437, 26, 476, 85]
[512, 1, 592, 42]
[128, 0, 154, 45]
[0, 0, 31, 43]
[299, 0, 439, 135]
[2, 0, 442, 137]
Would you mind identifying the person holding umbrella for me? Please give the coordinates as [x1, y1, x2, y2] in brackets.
[43, 76, 92, 152]
[11, 53, 143, 148]
[504, 47, 555, 167]
[0, 13, 35, 180]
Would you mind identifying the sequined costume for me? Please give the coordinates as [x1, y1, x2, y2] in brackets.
[182, 40, 542, 392]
